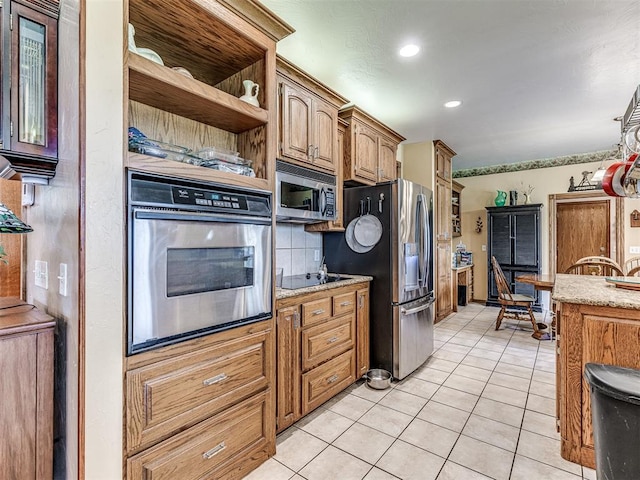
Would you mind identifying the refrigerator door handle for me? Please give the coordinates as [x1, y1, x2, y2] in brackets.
[416, 193, 430, 288]
[401, 298, 434, 316]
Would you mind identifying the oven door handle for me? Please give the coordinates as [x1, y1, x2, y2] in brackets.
[134, 209, 272, 226]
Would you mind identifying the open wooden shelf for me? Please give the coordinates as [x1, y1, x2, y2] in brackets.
[127, 152, 270, 191]
[128, 53, 268, 133]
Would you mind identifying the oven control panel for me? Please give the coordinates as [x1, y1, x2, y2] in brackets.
[128, 171, 272, 217]
[172, 186, 249, 211]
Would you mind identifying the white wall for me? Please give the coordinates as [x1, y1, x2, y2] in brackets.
[84, 0, 124, 477]
[399, 141, 434, 190]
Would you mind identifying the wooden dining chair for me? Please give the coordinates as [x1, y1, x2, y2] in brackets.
[624, 256, 640, 276]
[564, 256, 624, 276]
[491, 256, 541, 338]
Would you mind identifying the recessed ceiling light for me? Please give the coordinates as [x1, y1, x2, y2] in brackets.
[399, 44, 420, 57]
[444, 100, 462, 108]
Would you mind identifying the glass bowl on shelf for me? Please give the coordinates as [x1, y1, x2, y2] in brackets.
[128, 137, 191, 163]
[187, 147, 255, 177]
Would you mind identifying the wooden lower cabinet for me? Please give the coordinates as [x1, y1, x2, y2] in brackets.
[127, 391, 272, 480]
[125, 320, 275, 479]
[302, 349, 355, 414]
[276, 281, 369, 433]
[436, 241, 452, 322]
[557, 301, 640, 469]
[356, 287, 370, 377]
[0, 301, 55, 480]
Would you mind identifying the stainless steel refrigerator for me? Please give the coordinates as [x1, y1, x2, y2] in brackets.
[324, 179, 434, 380]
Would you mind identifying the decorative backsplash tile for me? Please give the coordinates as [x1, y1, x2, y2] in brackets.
[453, 150, 616, 178]
[275, 223, 323, 276]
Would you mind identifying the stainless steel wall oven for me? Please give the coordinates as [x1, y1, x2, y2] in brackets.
[127, 171, 273, 355]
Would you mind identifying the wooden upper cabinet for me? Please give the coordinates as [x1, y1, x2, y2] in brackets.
[435, 176, 452, 241]
[434, 139, 455, 181]
[0, 0, 59, 180]
[126, 0, 294, 190]
[277, 56, 347, 175]
[340, 105, 405, 185]
[280, 81, 313, 164]
[378, 135, 398, 183]
[311, 95, 338, 172]
[351, 119, 378, 184]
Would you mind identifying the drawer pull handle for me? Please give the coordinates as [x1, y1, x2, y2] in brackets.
[203, 373, 228, 386]
[312, 309, 325, 316]
[327, 374, 339, 384]
[202, 442, 226, 459]
[339, 301, 352, 307]
[327, 336, 338, 344]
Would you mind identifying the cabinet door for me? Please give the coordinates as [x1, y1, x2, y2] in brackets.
[280, 81, 312, 164]
[435, 145, 451, 180]
[378, 136, 397, 183]
[311, 96, 337, 173]
[0, 328, 54, 480]
[489, 212, 511, 265]
[436, 242, 452, 321]
[352, 119, 378, 183]
[276, 305, 300, 432]
[513, 211, 539, 266]
[435, 177, 451, 241]
[356, 288, 370, 377]
[9, 2, 58, 158]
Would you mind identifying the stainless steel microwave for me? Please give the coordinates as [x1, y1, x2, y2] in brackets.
[275, 160, 337, 223]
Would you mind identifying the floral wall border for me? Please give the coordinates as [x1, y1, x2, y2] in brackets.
[453, 150, 616, 178]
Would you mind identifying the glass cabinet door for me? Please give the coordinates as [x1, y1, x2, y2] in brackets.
[10, 2, 57, 158]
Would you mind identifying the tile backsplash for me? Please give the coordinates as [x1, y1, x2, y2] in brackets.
[275, 223, 323, 277]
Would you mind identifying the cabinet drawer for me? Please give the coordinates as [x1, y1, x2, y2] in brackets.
[333, 291, 356, 316]
[302, 349, 356, 415]
[126, 330, 269, 452]
[301, 314, 355, 371]
[127, 391, 270, 480]
[301, 297, 332, 327]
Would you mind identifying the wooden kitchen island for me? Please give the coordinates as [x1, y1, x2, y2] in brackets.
[553, 274, 640, 469]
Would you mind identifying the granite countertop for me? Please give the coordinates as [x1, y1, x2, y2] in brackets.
[552, 273, 640, 310]
[275, 274, 373, 300]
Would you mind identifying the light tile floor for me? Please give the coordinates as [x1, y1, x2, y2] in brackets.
[245, 303, 597, 480]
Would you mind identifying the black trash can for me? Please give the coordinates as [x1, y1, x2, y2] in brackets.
[584, 363, 640, 480]
[457, 285, 467, 306]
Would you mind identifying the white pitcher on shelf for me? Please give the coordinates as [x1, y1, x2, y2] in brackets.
[127, 23, 164, 66]
[239, 80, 260, 107]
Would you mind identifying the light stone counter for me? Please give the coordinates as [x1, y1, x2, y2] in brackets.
[452, 264, 473, 271]
[275, 274, 373, 300]
[552, 273, 640, 310]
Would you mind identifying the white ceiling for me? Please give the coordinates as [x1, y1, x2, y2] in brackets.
[261, 0, 640, 171]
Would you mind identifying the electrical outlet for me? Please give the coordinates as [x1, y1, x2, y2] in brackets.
[481, 245, 487, 252]
[631, 246, 640, 254]
[58, 263, 68, 296]
[34, 260, 48, 289]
